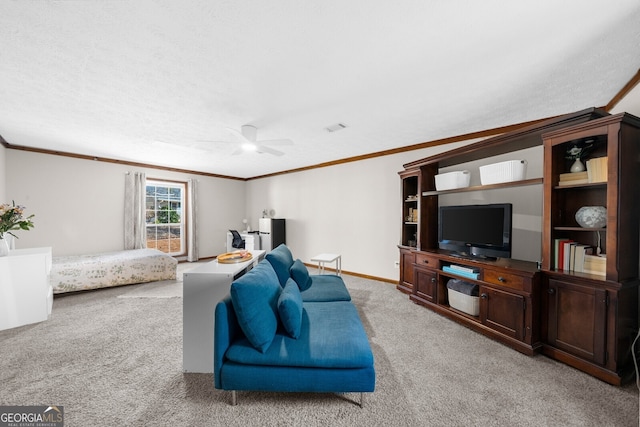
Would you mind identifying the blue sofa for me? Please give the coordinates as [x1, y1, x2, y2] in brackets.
[214, 244, 375, 405]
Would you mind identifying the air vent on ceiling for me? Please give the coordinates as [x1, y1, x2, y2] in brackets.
[325, 123, 347, 133]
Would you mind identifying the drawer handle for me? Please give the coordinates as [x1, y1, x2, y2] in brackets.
[497, 276, 506, 282]
[423, 259, 429, 264]
[548, 288, 555, 295]
[480, 293, 488, 299]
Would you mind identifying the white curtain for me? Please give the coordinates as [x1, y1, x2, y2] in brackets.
[186, 179, 199, 261]
[124, 172, 147, 250]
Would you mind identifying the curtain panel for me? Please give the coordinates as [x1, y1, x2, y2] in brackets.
[124, 172, 147, 250]
[186, 179, 199, 262]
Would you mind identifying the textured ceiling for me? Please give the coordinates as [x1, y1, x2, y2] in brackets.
[1, 1, 640, 178]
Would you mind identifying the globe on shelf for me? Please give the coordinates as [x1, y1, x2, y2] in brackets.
[575, 206, 607, 228]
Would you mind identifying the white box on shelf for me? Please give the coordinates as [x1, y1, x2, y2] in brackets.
[447, 288, 480, 316]
[479, 160, 527, 185]
[434, 170, 471, 191]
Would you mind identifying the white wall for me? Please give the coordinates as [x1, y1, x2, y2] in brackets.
[6, 150, 246, 258]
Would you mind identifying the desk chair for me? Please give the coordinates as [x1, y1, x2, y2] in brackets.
[229, 230, 245, 249]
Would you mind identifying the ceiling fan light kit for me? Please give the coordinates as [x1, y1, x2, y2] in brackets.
[225, 125, 293, 156]
[241, 142, 258, 152]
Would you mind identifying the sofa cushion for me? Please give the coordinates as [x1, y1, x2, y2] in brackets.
[290, 259, 312, 291]
[230, 260, 282, 353]
[277, 278, 303, 338]
[265, 244, 294, 286]
[225, 301, 373, 369]
[300, 274, 351, 302]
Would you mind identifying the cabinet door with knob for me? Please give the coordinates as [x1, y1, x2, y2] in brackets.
[479, 285, 526, 341]
[413, 266, 437, 305]
[411, 253, 439, 306]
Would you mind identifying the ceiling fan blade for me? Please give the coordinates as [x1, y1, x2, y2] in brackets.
[258, 138, 293, 146]
[257, 145, 285, 156]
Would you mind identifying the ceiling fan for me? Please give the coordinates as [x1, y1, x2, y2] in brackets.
[224, 125, 293, 156]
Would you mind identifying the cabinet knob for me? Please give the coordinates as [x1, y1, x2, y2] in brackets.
[480, 293, 488, 299]
[423, 259, 429, 264]
[548, 288, 555, 295]
[431, 277, 436, 283]
[498, 276, 506, 282]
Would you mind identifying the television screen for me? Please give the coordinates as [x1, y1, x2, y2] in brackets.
[438, 203, 512, 259]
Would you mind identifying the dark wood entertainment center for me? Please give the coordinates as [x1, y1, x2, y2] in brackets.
[398, 108, 640, 385]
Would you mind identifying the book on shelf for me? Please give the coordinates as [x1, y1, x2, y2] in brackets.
[406, 208, 419, 222]
[442, 265, 479, 280]
[582, 254, 606, 276]
[563, 240, 576, 271]
[571, 244, 594, 272]
[447, 264, 480, 274]
[558, 171, 589, 186]
[554, 238, 572, 270]
[586, 156, 608, 183]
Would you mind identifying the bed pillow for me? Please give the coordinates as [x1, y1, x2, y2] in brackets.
[266, 244, 295, 286]
[277, 278, 303, 339]
[290, 258, 312, 291]
[230, 260, 282, 353]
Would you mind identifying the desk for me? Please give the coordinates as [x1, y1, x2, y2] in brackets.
[183, 250, 265, 373]
[226, 232, 260, 252]
[310, 253, 342, 276]
[0, 247, 53, 331]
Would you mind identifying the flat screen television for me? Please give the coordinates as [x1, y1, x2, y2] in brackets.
[438, 203, 512, 259]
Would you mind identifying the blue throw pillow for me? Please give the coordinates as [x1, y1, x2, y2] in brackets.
[266, 244, 295, 286]
[290, 258, 312, 291]
[230, 260, 282, 353]
[277, 278, 303, 339]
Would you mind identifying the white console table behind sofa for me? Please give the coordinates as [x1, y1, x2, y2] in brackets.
[183, 250, 265, 373]
[0, 247, 53, 331]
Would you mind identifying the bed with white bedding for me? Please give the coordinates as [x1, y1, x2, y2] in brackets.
[50, 249, 177, 294]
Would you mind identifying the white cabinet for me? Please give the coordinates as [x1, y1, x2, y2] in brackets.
[0, 247, 53, 331]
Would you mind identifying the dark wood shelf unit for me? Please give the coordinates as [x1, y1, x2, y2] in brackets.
[397, 108, 640, 385]
[540, 112, 640, 385]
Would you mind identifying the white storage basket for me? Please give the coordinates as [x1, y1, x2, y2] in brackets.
[447, 288, 480, 316]
[434, 170, 471, 191]
[479, 160, 527, 185]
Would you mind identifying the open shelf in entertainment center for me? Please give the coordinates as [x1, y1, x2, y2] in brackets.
[421, 178, 542, 196]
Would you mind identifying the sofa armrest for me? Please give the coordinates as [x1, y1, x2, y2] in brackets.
[214, 295, 241, 389]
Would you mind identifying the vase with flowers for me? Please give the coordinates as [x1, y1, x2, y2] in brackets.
[565, 138, 595, 173]
[0, 201, 35, 256]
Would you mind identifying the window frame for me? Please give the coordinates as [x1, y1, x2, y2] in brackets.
[145, 178, 188, 257]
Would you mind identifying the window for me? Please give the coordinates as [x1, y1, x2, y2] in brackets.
[145, 180, 186, 256]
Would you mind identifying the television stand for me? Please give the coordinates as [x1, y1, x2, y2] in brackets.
[408, 250, 542, 355]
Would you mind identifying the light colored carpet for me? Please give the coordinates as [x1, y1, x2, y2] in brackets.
[0, 263, 638, 426]
[116, 279, 183, 299]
